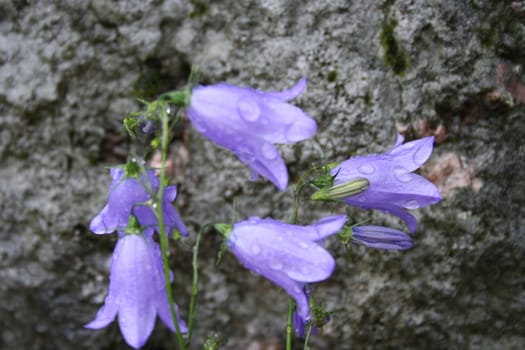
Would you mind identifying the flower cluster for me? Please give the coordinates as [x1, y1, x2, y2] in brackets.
[86, 168, 187, 349]
[312, 133, 442, 251]
[87, 76, 442, 348]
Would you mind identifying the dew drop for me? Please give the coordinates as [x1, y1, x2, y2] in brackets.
[261, 143, 278, 159]
[251, 244, 261, 255]
[393, 166, 412, 182]
[298, 241, 309, 249]
[413, 145, 430, 166]
[269, 259, 283, 271]
[238, 98, 260, 122]
[285, 124, 306, 142]
[358, 164, 375, 174]
[194, 123, 207, 133]
[405, 199, 419, 209]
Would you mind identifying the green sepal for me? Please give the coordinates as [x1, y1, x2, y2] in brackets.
[309, 302, 332, 329]
[311, 162, 340, 188]
[311, 177, 369, 202]
[214, 223, 233, 238]
[166, 87, 191, 108]
[214, 223, 232, 267]
[124, 215, 142, 235]
[123, 115, 140, 136]
[337, 225, 353, 246]
[124, 161, 141, 178]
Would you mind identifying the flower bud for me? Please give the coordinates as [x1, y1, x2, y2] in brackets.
[311, 177, 369, 201]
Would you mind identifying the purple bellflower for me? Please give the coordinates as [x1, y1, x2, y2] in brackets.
[187, 78, 317, 191]
[223, 215, 346, 323]
[90, 168, 188, 237]
[351, 225, 413, 250]
[85, 234, 187, 349]
[326, 134, 442, 233]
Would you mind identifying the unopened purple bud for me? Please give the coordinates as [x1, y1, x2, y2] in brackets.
[139, 119, 156, 134]
[351, 225, 413, 250]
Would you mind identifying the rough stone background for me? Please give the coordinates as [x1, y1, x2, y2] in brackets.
[1, 0, 524, 349]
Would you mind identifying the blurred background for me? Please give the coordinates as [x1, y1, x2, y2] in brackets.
[1, 1, 524, 349]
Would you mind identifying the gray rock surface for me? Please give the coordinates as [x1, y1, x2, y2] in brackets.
[1, 0, 524, 349]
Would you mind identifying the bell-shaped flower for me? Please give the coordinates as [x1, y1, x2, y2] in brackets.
[325, 134, 442, 233]
[223, 215, 346, 323]
[351, 225, 413, 250]
[85, 234, 187, 349]
[187, 78, 317, 191]
[90, 168, 188, 237]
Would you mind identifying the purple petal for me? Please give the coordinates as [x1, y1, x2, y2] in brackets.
[84, 298, 118, 329]
[164, 185, 178, 202]
[233, 139, 289, 191]
[293, 311, 307, 337]
[118, 304, 157, 349]
[149, 239, 188, 333]
[391, 133, 404, 148]
[107, 236, 158, 347]
[310, 215, 347, 241]
[386, 136, 435, 171]
[89, 204, 111, 234]
[242, 215, 346, 242]
[90, 170, 152, 234]
[229, 220, 335, 282]
[133, 186, 189, 237]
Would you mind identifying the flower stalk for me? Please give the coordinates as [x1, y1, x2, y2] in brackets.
[155, 100, 188, 350]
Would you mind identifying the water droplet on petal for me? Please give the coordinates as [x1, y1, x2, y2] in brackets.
[358, 164, 375, 174]
[405, 199, 419, 209]
[413, 145, 430, 166]
[250, 244, 261, 255]
[393, 166, 412, 182]
[301, 266, 311, 274]
[298, 241, 309, 249]
[403, 141, 416, 149]
[285, 124, 307, 142]
[269, 259, 283, 271]
[194, 123, 207, 133]
[261, 143, 278, 159]
[238, 98, 260, 122]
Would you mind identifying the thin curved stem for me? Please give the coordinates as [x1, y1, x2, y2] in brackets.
[186, 223, 211, 345]
[155, 101, 188, 350]
[303, 324, 313, 350]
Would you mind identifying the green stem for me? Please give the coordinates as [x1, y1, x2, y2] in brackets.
[286, 298, 295, 350]
[187, 224, 207, 345]
[286, 178, 309, 349]
[155, 101, 188, 350]
[303, 324, 313, 350]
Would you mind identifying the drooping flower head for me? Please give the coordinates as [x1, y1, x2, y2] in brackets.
[90, 168, 188, 237]
[85, 234, 187, 349]
[220, 215, 346, 323]
[187, 78, 317, 191]
[316, 134, 441, 233]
